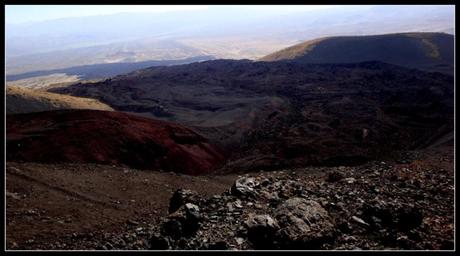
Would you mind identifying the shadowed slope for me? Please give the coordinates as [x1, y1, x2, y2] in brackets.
[260, 32, 454, 74]
[50, 60, 453, 171]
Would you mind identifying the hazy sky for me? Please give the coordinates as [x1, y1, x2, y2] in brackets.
[6, 5, 340, 24]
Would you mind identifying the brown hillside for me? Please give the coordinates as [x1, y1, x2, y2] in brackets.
[6, 110, 226, 175]
[6, 86, 114, 114]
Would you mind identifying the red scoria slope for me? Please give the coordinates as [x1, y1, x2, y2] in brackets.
[6, 110, 225, 175]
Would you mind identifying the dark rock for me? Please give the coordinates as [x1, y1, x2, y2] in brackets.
[351, 216, 369, 227]
[361, 201, 395, 227]
[370, 216, 383, 229]
[167, 203, 201, 236]
[126, 219, 139, 226]
[245, 214, 279, 249]
[177, 238, 191, 249]
[396, 234, 411, 249]
[183, 203, 201, 235]
[342, 235, 357, 243]
[407, 230, 422, 242]
[424, 242, 434, 250]
[274, 198, 335, 249]
[235, 237, 245, 245]
[397, 207, 423, 231]
[343, 177, 356, 184]
[397, 159, 411, 164]
[278, 187, 291, 199]
[104, 242, 113, 250]
[338, 221, 353, 234]
[169, 189, 200, 214]
[265, 192, 282, 208]
[231, 177, 259, 198]
[207, 241, 229, 250]
[440, 239, 454, 250]
[326, 171, 344, 182]
[150, 234, 170, 250]
[162, 219, 182, 239]
[380, 229, 398, 245]
[185, 203, 201, 220]
[260, 179, 270, 187]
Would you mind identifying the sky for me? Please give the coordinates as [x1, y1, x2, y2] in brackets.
[5, 5, 340, 24]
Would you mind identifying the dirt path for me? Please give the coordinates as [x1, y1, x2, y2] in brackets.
[6, 162, 239, 249]
[7, 166, 122, 209]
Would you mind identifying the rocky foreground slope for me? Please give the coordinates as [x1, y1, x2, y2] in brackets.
[120, 153, 454, 250]
[9, 146, 451, 250]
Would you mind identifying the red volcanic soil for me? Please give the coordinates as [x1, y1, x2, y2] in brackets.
[6, 110, 226, 175]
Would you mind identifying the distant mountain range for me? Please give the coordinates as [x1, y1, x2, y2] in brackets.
[6, 5, 453, 75]
[261, 32, 454, 74]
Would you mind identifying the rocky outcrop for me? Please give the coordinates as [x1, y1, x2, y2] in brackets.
[169, 189, 201, 214]
[100, 156, 450, 250]
[274, 198, 335, 249]
[27, 149, 453, 250]
[245, 214, 279, 249]
[231, 177, 259, 198]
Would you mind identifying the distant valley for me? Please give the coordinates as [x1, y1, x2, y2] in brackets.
[6, 5, 453, 75]
[6, 56, 215, 90]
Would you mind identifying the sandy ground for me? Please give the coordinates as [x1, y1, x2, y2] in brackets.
[6, 73, 81, 90]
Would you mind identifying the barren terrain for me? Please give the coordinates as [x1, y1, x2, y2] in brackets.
[6, 86, 113, 114]
[6, 143, 453, 250]
[5, 30, 454, 251]
[6, 162, 238, 250]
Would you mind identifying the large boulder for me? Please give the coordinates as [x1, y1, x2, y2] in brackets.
[169, 189, 200, 214]
[245, 214, 280, 249]
[231, 177, 259, 198]
[360, 200, 395, 228]
[150, 234, 170, 250]
[162, 219, 182, 240]
[167, 203, 202, 237]
[274, 198, 335, 249]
